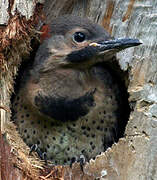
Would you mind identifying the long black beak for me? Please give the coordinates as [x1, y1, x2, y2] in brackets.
[67, 38, 142, 63]
[89, 38, 142, 53]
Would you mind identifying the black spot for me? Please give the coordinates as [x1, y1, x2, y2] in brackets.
[67, 126, 75, 133]
[17, 97, 20, 101]
[21, 115, 24, 118]
[68, 157, 70, 161]
[81, 126, 86, 130]
[71, 157, 76, 162]
[67, 147, 70, 151]
[97, 126, 100, 130]
[44, 125, 47, 129]
[64, 159, 67, 163]
[104, 110, 106, 114]
[101, 120, 104, 123]
[87, 127, 90, 131]
[81, 149, 85, 154]
[47, 144, 50, 148]
[37, 140, 40, 144]
[24, 129, 27, 133]
[92, 145, 95, 150]
[92, 120, 96, 124]
[90, 142, 93, 145]
[15, 103, 18, 106]
[27, 135, 30, 139]
[86, 119, 88, 122]
[20, 120, 24, 123]
[35, 90, 95, 122]
[72, 123, 76, 127]
[26, 114, 30, 117]
[91, 134, 95, 138]
[45, 136, 47, 139]
[55, 160, 57, 164]
[33, 130, 36, 134]
[24, 106, 27, 110]
[47, 131, 49, 135]
[67, 126, 71, 131]
[53, 137, 56, 140]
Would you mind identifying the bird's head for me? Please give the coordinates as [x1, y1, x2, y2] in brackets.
[33, 15, 142, 73]
[21, 15, 142, 121]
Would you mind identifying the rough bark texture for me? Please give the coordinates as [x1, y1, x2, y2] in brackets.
[1, 0, 157, 179]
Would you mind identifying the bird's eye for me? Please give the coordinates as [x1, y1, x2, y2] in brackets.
[73, 32, 86, 43]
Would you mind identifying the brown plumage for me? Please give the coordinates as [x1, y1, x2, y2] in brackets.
[12, 15, 141, 165]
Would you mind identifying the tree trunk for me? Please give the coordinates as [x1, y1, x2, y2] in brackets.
[1, 0, 157, 179]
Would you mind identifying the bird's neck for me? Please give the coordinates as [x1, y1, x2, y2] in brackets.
[38, 67, 97, 99]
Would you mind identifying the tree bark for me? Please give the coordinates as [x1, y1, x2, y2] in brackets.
[1, 0, 157, 179]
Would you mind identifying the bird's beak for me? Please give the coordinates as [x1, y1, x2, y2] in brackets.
[66, 38, 142, 64]
[89, 38, 142, 55]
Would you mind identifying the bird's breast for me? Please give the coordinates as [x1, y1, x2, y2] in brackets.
[34, 88, 96, 122]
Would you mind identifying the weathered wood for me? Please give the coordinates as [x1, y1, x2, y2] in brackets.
[1, 0, 157, 179]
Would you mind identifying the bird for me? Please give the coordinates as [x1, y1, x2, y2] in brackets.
[12, 15, 141, 166]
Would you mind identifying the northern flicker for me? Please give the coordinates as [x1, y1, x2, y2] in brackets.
[12, 15, 141, 165]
